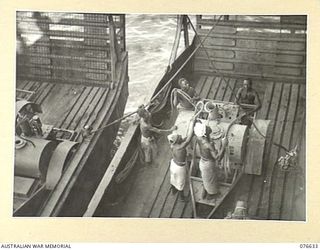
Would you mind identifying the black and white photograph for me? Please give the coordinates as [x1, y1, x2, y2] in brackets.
[14, 12, 306, 221]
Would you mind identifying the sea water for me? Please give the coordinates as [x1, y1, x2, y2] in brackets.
[125, 14, 195, 113]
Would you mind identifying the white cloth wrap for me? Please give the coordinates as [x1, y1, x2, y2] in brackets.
[199, 158, 219, 195]
[169, 159, 187, 191]
[141, 135, 156, 163]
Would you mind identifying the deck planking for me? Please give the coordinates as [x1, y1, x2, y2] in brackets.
[284, 85, 306, 220]
[16, 80, 112, 135]
[207, 77, 221, 100]
[223, 78, 237, 102]
[215, 77, 228, 101]
[102, 74, 305, 220]
[268, 83, 292, 219]
[246, 82, 274, 217]
[257, 82, 286, 219]
[57, 86, 90, 129]
[269, 83, 299, 220]
[67, 87, 98, 130]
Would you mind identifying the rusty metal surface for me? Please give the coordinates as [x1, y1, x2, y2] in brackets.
[244, 119, 271, 175]
[15, 137, 57, 178]
[46, 141, 79, 190]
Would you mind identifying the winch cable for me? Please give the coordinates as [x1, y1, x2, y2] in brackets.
[187, 15, 293, 153]
[170, 88, 196, 113]
[189, 139, 198, 218]
[90, 15, 224, 135]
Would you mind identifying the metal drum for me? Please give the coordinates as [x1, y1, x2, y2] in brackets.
[206, 121, 249, 163]
[15, 137, 57, 179]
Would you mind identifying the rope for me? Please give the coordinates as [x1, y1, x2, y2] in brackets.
[147, 15, 223, 106]
[187, 16, 294, 153]
[189, 139, 198, 218]
[187, 16, 238, 101]
[170, 88, 196, 113]
[89, 15, 224, 135]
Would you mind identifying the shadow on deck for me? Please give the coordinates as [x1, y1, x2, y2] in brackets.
[97, 74, 306, 220]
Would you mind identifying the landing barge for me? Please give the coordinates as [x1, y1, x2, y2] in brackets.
[14, 12, 129, 216]
[85, 15, 306, 220]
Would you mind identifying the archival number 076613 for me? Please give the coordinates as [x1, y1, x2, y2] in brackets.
[300, 244, 319, 248]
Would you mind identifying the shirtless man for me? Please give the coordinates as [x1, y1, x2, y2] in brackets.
[172, 78, 200, 110]
[235, 79, 261, 111]
[235, 79, 261, 125]
[194, 122, 228, 200]
[167, 118, 195, 201]
[137, 105, 176, 166]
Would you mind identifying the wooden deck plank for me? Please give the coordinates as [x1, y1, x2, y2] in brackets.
[170, 183, 191, 218]
[57, 86, 88, 128]
[160, 190, 179, 218]
[282, 85, 305, 220]
[223, 78, 237, 102]
[269, 83, 293, 220]
[207, 76, 221, 100]
[250, 82, 282, 218]
[194, 75, 207, 95]
[292, 117, 305, 221]
[120, 137, 171, 217]
[84, 88, 109, 130]
[149, 167, 172, 218]
[162, 163, 193, 218]
[233, 79, 244, 100]
[49, 85, 86, 128]
[257, 82, 275, 119]
[40, 84, 83, 127]
[73, 87, 104, 131]
[182, 197, 193, 218]
[281, 84, 301, 220]
[16, 80, 32, 100]
[36, 83, 56, 105]
[23, 81, 37, 91]
[17, 80, 30, 89]
[200, 76, 215, 99]
[247, 82, 275, 217]
[258, 82, 289, 219]
[32, 82, 49, 103]
[60, 87, 92, 129]
[215, 77, 228, 101]
[39, 80, 119, 216]
[270, 84, 299, 219]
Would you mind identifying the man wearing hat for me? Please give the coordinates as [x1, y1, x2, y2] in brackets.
[167, 118, 195, 201]
[137, 105, 176, 166]
[194, 122, 228, 200]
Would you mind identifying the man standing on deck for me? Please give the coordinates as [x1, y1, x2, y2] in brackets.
[167, 118, 196, 201]
[194, 122, 228, 200]
[137, 105, 176, 166]
[172, 78, 200, 110]
[207, 104, 225, 160]
[235, 79, 261, 125]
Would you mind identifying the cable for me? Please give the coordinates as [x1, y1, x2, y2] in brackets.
[187, 16, 238, 101]
[187, 15, 294, 153]
[89, 15, 224, 135]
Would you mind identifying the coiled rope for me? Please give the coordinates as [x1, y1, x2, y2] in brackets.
[89, 15, 224, 135]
